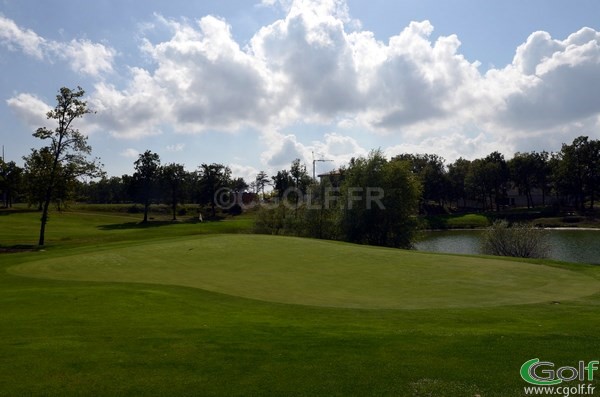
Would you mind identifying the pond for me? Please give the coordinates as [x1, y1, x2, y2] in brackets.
[414, 229, 600, 265]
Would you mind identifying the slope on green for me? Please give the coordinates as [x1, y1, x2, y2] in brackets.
[9, 234, 599, 309]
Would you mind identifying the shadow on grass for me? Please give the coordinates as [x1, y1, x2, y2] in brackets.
[0, 208, 40, 216]
[0, 244, 38, 254]
[97, 217, 226, 231]
[98, 220, 192, 230]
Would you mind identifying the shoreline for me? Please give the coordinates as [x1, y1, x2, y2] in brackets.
[424, 226, 600, 232]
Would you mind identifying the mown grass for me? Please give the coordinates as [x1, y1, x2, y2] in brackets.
[10, 234, 598, 309]
[423, 213, 491, 229]
[1, 207, 600, 396]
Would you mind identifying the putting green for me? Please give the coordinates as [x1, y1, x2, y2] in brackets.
[9, 234, 599, 309]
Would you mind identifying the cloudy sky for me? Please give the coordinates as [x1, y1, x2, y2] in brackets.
[2, 0, 600, 182]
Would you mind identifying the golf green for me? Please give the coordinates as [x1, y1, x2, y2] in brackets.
[9, 234, 599, 309]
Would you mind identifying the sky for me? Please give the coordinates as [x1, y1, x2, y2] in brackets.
[1, 0, 600, 183]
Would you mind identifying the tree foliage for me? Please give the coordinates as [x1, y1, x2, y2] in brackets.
[30, 86, 102, 245]
[133, 150, 161, 223]
[340, 151, 420, 248]
[198, 163, 231, 218]
[0, 159, 23, 208]
[160, 163, 187, 221]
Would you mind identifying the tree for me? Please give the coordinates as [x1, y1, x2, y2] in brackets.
[255, 171, 270, 197]
[447, 158, 471, 208]
[509, 152, 537, 209]
[272, 169, 293, 199]
[289, 159, 311, 211]
[0, 159, 23, 208]
[340, 150, 421, 248]
[508, 151, 550, 208]
[483, 151, 509, 212]
[31, 86, 102, 246]
[393, 153, 449, 210]
[553, 136, 600, 210]
[465, 158, 489, 210]
[161, 163, 187, 221]
[133, 150, 161, 223]
[230, 177, 248, 192]
[198, 163, 231, 218]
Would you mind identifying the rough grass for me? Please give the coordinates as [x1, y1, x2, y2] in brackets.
[1, 207, 600, 396]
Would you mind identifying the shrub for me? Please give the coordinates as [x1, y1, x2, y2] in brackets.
[481, 220, 548, 258]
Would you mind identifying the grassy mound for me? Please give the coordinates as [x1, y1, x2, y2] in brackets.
[10, 234, 598, 309]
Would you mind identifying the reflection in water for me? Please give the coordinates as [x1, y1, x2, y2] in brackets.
[414, 230, 600, 265]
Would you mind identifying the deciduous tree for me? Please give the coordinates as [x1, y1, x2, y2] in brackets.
[133, 150, 161, 223]
[31, 86, 102, 245]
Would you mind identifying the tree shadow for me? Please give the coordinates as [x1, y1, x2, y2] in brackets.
[0, 244, 38, 253]
[97, 220, 193, 230]
[98, 216, 226, 230]
[0, 208, 40, 216]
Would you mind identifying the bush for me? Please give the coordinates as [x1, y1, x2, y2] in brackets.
[481, 220, 548, 258]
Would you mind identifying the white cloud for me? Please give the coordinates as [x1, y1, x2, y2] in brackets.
[54, 39, 116, 76]
[259, 131, 365, 175]
[89, 68, 168, 138]
[7, 1, 600, 166]
[230, 163, 259, 185]
[0, 15, 115, 77]
[6, 93, 52, 129]
[166, 143, 185, 152]
[120, 148, 139, 159]
[384, 132, 512, 163]
[261, 133, 308, 168]
[0, 15, 45, 58]
[494, 27, 600, 133]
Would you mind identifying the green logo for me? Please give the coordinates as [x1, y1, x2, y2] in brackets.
[520, 358, 599, 385]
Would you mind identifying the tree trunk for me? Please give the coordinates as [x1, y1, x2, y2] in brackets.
[38, 198, 50, 246]
[542, 187, 546, 206]
[172, 193, 177, 221]
[143, 198, 149, 223]
[38, 183, 54, 246]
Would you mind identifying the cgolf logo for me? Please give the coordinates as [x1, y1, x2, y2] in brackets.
[521, 358, 599, 385]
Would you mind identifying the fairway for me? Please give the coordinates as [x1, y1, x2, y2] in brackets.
[9, 234, 599, 309]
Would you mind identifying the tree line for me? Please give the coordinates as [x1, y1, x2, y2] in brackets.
[1, 86, 599, 247]
[4, 133, 598, 217]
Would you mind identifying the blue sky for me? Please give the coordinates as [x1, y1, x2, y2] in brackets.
[2, 0, 600, 182]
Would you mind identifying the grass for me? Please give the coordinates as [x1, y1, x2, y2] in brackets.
[9, 234, 598, 309]
[423, 213, 490, 229]
[1, 207, 600, 396]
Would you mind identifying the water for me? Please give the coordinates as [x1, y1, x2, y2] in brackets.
[414, 229, 600, 265]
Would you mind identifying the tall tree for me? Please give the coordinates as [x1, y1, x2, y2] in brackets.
[508, 151, 550, 208]
[290, 158, 311, 210]
[340, 150, 421, 248]
[134, 150, 161, 223]
[447, 158, 471, 208]
[198, 163, 231, 218]
[0, 159, 23, 208]
[31, 86, 101, 246]
[255, 171, 269, 197]
[272, 169, 293, 199]
[509, 152, 538, 209]
[394, 153, 448, 209]
[161, 163, 187, 221]
[230, 177, 248, 192]
[557, 136, 600, 210]
[465, 158, 490, 210]
[482, 151, 509, 211]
